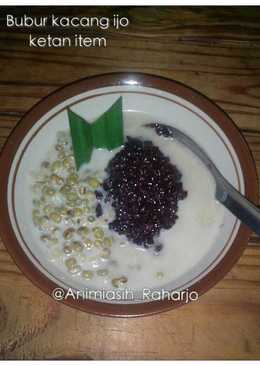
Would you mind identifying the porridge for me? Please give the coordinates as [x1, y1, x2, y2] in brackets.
[30, 111, 224, 292]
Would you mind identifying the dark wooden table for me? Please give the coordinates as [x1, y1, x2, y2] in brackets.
[0, 6, 260, 360]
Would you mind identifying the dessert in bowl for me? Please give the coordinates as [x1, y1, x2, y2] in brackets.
[0, 73, 257, 316]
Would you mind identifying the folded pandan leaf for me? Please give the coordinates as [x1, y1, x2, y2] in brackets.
[68, 97, 123, 170]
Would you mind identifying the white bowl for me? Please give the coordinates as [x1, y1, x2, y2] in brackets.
[0, 73, 257, 317]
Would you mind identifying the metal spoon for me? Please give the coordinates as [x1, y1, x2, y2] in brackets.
[146, 122, 260, 236]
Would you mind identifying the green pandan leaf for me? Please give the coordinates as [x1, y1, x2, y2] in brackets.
[91, 115, 107, 149]
[68, 108, 92, 170]
[68, 97, 124, 170]
[93, 97, 123, 150]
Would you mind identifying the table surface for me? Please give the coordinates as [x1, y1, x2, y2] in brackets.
[0, 6, 260, 360]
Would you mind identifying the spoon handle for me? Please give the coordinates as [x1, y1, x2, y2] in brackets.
[216, 177, 260, 235]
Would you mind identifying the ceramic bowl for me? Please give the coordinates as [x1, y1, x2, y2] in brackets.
[0, 73, 257, 317]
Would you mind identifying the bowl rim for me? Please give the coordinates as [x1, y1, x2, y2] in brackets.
[0, 72, 258, 317]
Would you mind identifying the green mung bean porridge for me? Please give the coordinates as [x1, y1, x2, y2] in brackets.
[30, 112, 224, 293]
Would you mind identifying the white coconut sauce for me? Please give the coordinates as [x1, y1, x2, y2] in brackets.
[31, 111, 224, 292]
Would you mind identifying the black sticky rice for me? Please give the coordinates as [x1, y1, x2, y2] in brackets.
[103, 136, 187, 248]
